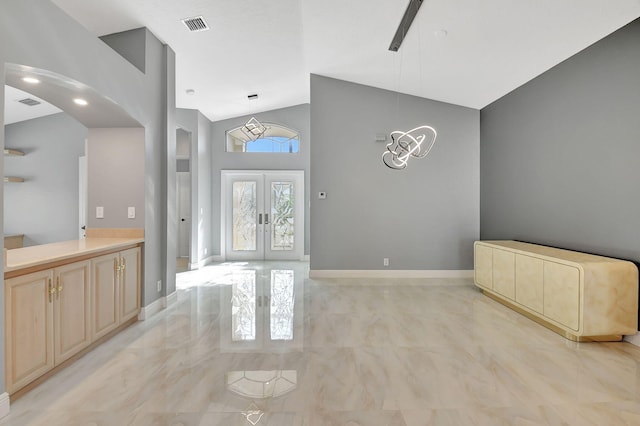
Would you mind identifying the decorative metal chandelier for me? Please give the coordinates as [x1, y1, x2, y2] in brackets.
[241, 116, 267, 141]
[383, 0, 438, 170]
[382, 125, 437, 170]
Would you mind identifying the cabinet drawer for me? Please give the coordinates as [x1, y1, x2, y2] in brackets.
[493, 249, 515, 300]
[543, 262, 580, 331]
[515, 254, 543, 314]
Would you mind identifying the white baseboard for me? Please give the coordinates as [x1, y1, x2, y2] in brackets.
[212, 255, 224, 262]
[0, 392, 9, 419]
[165, 291, 178, 307]
[624, 333, 640, 347]
[138, 297, 164, 321]
[308, 269, 474, 279]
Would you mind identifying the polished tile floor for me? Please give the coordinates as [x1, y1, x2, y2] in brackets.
[3, 261, 640, 425]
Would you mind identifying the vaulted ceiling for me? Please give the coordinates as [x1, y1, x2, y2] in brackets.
[34, 0, 640, 122]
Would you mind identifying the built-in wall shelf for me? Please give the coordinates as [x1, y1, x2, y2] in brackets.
[4, 149, 25, 157]
[3, 177, 24, 183]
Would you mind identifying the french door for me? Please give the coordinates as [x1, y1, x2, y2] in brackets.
[222, 170, 304, 260]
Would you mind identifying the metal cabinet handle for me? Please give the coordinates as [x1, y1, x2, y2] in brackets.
[48, 278, 55, 303]
[56, 276, 62, 299]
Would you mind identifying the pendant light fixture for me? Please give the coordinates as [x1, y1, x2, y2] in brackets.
[383, 125, 437, 169]
[241, 116, 267, 141]
[383, 0, 438, 170]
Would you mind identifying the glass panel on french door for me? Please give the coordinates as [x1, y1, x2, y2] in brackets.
[231, 270, 257, 341]
[270, 182, 295, 251]
[270, 270, 295, 340]
[232, 181, 257, 251]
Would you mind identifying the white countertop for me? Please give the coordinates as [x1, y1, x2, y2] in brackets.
[5, 237, 144, 273]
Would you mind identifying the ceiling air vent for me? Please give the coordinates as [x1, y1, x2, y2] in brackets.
[18, 98, 41, 106]
[182, 16, 209, 32]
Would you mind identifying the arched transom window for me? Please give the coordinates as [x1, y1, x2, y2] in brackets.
[226, 118, 300, 153]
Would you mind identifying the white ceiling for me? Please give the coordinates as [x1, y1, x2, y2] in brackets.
[38, 0, 640, 122]
[4, 85, 62, 125]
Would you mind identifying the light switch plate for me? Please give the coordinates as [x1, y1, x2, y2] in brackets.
[128, 207, 135, 219]
[96, 206, 104, 219]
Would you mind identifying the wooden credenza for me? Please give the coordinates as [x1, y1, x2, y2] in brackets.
[5, 243, 141, 396]
[474, 240, 638, 341]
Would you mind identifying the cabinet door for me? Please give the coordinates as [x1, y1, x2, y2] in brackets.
[54, 261, 92, 364]
[119, 247, 141, 323]
[474, 244, 493, 288]
[493, 249, 515, 300]
[5, 270, 54, 394]
[543, 262, 580, 331]
[92, 253, 119, 340]
[515, 254, 544, 313]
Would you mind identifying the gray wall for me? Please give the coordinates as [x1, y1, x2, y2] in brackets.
[480, 19, 640, 262]
[4, 113, 86, 245]
[210, 104, 311, 256]
[87, 128, 145, 229]
[100, 29, 146, 73]
[176, 108, 213, 267]
[310, 75, 479, 270]
[0, 0, 175, 373]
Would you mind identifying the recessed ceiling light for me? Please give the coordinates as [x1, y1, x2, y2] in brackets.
[74, 98, 88, 106]
[186, 89, 195, 95]
[22, 77, 40, 84]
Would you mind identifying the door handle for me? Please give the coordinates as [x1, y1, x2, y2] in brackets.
[181, 218, 185, 222]
[258, 213, 263, 225]
[264, 213, 269, 225]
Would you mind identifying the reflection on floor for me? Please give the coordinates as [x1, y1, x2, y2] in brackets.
[176, 257, 189, 273]
[3, 261, 640, 425]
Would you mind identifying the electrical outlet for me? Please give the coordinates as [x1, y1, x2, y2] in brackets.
[156, 280, 162, 292]
[127, 206, 135, 219]
[383, 258, 389, 267]
[96, 206, 104, 219]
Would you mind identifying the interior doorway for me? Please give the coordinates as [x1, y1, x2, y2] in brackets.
[176, 128, 192, 272]
[222, 170, 304, 261]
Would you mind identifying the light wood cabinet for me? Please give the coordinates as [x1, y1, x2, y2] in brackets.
[474, 244, 493, 289]
[5, 244, 141, 395]
[474, 240, 638, 341]
[5, 270, 54, 394]
[543, 261, 580, 331]
[5, 261, 91, 393]
[119, 248, 141, 323]
[91, 247, 141, 340]
[515, 254, 543, 314]
[54, 261, 92, 364]
[92, 253, 119, 340]
[493, 249, 515, 299]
